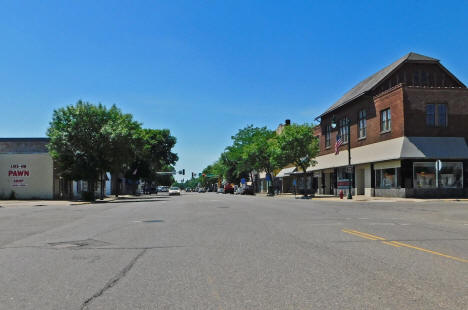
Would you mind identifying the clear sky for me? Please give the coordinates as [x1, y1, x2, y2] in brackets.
[1, 1, 467, 181]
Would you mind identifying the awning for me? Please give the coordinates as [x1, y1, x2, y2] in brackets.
[307, 136, 468, 171]
[276, 167, 297, 177]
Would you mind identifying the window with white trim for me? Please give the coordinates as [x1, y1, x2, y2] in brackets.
[340, 118, 349, 143]
[380, 109, 391, 132]
[358, 109, 366, 139]
[325, 125, 331, 148]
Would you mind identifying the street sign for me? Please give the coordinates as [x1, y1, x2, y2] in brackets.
[241, 178, 246, 184]
[346, 165, 353, 173]
[436, 160, 443, 171]
[265, 174, 271, 181]
[292, 179, 297, 186]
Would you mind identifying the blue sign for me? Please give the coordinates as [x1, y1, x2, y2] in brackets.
[265, 174, 271, 181]
[292, 179, 297, 186]
[241, 178, 246, 184]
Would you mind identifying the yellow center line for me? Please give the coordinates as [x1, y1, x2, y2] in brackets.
[342, 229, 468, 263]
[390, 241, 468, 263]
[381, 241, 401, 248]
[342, 229, 379, 240]
[348, 230, 386, 240]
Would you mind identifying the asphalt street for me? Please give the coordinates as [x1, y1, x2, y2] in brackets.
[0, 193, 467, 309]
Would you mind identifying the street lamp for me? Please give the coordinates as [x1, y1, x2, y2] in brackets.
[331, 116, 353, 199]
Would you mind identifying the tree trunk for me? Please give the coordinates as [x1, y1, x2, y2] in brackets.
[100, 170, 104, 200]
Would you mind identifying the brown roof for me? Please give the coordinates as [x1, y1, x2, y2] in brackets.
[318, 52, 459, 117]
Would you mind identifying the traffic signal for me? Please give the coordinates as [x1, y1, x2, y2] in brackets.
[182, 169, 185, 175]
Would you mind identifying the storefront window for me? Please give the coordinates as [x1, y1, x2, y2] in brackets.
[375, 168, 399, 188]
[414, 162, 436, 188]
[438, 162, 463, 188]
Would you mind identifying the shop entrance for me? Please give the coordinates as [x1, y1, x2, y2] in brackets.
[356, 168, 365, 195]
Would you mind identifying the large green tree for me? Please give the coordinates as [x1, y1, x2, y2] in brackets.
[243, 127, 279, 185]
[47, 101, 141, 199]
[125, 128, 178, 191]
[272, 123, 319, 197]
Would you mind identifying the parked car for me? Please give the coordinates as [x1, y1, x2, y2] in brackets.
[169, 187, 181, 196]
[185, 187, 191, 192]
[198, 187, 206, 193]
[224, 183, 234, 194]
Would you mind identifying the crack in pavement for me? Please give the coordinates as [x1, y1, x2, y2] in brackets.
[80, 249, 147, 310]
[0, 245, 185, 251]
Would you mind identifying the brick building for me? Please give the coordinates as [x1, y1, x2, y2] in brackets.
[311, 52, 468, 197]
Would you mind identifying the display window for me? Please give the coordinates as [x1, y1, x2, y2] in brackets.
[414, 162, 436, 188]
[413, 162, 463, 189]
[375, 167, 400, 188]
[438, 162, 463, 188]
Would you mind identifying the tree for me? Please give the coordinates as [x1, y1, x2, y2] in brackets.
[47, 100, 141, 200]
[125, 129, 178, 193]
[272, 123, 319, 197]
[243, 127, 279, 190]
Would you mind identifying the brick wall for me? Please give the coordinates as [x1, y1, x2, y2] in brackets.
[404, 87, 468, 137]
[318, 86, 405, 156]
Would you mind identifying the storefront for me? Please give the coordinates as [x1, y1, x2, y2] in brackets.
[0, 138, 56, 199]
[309, 137, 468, 198]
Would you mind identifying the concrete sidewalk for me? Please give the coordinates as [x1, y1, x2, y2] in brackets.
[0, 194, 152, 207]
[259, 192, 468, 203]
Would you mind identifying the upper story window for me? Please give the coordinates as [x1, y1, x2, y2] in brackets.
[340, 118, 349, 143]
[427, 104, 448, 127]
[358, 109, 366, 139]
[325, 125, 331, 148]
[380, 108, 391, 133]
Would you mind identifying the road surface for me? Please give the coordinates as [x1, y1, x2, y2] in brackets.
[0, 193, 467, 309]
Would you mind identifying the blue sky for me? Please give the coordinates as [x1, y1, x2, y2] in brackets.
[1, 1, 467, 181]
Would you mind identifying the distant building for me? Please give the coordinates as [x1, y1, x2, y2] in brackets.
[0, 138, 57, 199]
[311, 52, 468, 197]
[0, 138, 109, 200]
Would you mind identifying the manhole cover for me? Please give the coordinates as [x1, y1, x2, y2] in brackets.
[48, 239, 110, 248]
[35, 204, 46, 207]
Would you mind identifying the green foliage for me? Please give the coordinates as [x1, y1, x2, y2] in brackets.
[272, 123, 319, 172]
[47, 100, 141, 183]
[126, 129, 178, 183]
[47, 100, 178, 192]
[243, 127, 278, 175]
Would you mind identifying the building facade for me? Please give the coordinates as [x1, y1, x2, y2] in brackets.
[0, 138, 57, 199]
[311, 52, 468, 198]
[0, 138, 110, 200]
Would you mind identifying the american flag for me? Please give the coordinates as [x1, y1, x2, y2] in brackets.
[335, 133, 342, 155]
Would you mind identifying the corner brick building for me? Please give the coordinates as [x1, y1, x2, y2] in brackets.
[310, 52, 468, 197]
